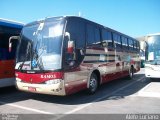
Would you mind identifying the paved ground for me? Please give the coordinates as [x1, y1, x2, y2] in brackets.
[0, 68, 160, 120]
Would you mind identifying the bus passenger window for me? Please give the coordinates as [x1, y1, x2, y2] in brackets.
[113, 33, 122, 50]
[128, 39, 134, 51]
[86, 24, 94, 45]
[64, 18, 86, 68]
[94, 27, 101, 44]
[121, 36, 128, 51]
[101, 29, 113, 48]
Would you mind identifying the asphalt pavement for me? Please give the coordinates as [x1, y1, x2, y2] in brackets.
[0, 68, 160, 120]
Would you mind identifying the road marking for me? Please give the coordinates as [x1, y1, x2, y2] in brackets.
[0, 76, 145, 117]
[66, 76, 144, 114]
[0, 101, 53, 114]
[54, 76, 145, 120]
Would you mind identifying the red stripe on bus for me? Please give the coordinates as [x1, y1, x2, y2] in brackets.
[16, 71, 64, 84]
[65, 80, 87, 95]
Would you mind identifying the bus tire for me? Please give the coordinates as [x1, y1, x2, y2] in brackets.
[128, 67, 134, 80]
[87, 73, 98, 94]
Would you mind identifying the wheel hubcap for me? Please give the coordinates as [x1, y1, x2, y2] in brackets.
[90, 78, 97, 91]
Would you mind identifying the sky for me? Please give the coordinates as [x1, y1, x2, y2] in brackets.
[1, 0, 160, 37]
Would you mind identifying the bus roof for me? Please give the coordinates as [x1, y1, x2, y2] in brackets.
[137, 33, 160, 41]
[25, 15, 138, 41]
[0, 18, 24, 29]
[147, 33, 160, 36]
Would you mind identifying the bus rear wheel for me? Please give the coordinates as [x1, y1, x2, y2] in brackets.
[87, 73, 98, 94]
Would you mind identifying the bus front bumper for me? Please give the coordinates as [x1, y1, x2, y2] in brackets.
[16, 79, 66, 96]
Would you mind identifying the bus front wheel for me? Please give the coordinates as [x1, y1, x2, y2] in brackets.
[87, 73, 98, 94]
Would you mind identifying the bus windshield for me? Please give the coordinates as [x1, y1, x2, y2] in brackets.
[16, 19, 64, 71]
[146, 35, 160, 65]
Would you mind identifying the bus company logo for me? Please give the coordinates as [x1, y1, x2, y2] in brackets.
[41, 75, 56, 79]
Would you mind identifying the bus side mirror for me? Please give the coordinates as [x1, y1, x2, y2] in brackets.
[67, 41, 75, 53]
[9, 42, 12, 53]
[65, 32, 74, 54]
[9, 36, 20, 52]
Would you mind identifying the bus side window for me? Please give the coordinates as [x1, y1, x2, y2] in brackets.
[137, 41, 140, 52]
[101, 29, 113, 48]
[113, 33, 122, 50]
[0, 34, 9, 60]
[64, 18, 86, 67]
[86, 24, 101, 47]
[94, 27, 101, 45]
[121, 36, 128, 51]
[133, 40, 137, 52]
[128, 39, 134, 51]
[86, 24, 94, 45]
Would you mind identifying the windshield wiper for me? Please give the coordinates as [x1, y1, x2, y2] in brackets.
[18, 42, 31, 71]
[30, 40, 45, 72]
[32, 42, 46, 71]
[18, 42, 45, 72]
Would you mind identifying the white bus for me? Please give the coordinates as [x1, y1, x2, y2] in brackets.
[9, 16, 140, 96]
[144, 33, 160, 79]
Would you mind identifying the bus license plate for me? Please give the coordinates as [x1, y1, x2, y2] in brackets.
[28, 87, 36, 92]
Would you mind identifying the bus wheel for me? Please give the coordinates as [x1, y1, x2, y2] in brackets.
[128, 67, 134, 79]
[87, 73, 98, 94]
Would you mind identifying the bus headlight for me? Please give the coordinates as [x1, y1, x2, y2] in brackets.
[16, 78, 22, 82]
[45, 79, 62, 85]
[15, 73, 18, 77]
